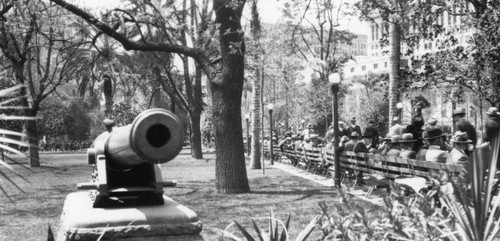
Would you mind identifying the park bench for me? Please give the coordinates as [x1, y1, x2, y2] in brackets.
[282, 145, 298, 165]
[267, 144, 464, 193]
[303, 147, 324, 174]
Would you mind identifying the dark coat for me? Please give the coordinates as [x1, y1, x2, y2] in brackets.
[353, 141, 369, 153]
[456, 118, 477, 146]
[363, 125, 379, 148]
[347, 125, 362, 137]
[339, 128, 350, 138]
[405, 125, 424, 152]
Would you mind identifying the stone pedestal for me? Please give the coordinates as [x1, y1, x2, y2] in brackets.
[57, 192, 203, 241]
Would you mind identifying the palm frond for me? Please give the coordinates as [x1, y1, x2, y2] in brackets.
[0, 85, 24, 97]
[0, 85, 31, 200]
[441, 129, 500, 241]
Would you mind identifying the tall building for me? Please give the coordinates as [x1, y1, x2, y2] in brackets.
[343, 3, 473, 80]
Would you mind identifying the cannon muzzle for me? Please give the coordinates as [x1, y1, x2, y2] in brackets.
[90, 108, 184, 167]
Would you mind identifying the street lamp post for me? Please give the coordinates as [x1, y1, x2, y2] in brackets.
[329, 73, 341, 188]
[268, 103, 274, 165]
[397, 102, 403, 123]
[245, 114, 250, 156]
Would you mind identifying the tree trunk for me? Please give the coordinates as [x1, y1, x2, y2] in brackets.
[190, 114, 203, 159]
[26, 114, 40, 167]
[250, 0, 261, 169]
[388, 21, 401, 127]
[212, 0, 250, 194]
[103, 75, 113, 117]
[190, 63, 203, 159]
[250, 67, 262, 169]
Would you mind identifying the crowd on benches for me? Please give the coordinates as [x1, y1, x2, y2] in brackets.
[262, 106, 500, 194]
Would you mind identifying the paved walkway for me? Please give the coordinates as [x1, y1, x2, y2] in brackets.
[271, 161, 386, 206]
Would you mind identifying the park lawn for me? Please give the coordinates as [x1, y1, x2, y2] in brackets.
[0, 150, 347, 241]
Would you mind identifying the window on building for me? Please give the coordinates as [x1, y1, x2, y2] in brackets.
[384, 62, 388, 68]
[374, 63, 378, 69]
[362, 65, 366, 71]
[371, 25, 375, 41]
[350, 67, 355, 73]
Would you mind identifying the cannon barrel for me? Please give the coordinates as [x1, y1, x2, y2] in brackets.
[91, 109, 184, 166]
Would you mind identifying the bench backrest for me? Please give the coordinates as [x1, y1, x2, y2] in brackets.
[267, 144, 463, 179]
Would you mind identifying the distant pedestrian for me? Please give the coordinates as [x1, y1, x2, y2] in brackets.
[338, 121, 350, 138]
[347, 117, 362, 137]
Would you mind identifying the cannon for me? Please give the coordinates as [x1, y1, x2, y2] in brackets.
[78, 108, 184, 208]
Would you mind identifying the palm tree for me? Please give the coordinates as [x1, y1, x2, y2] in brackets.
[250, 0, 262, 169]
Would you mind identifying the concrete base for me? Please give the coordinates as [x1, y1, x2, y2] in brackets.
[57, 192, 203, 241]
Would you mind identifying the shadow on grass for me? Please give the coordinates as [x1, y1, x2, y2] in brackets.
[251, 188, 338, 201]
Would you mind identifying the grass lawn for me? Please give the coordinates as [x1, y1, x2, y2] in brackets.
[0, 149, 357, 241]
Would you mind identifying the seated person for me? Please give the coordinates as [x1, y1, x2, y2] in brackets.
[476, 107, 500, 170]
[424, 127, 449, 163]
[375, 135, 391, 155]
[447, 131, 471, 164]
[354, 132, 374, 153]
[386, 135, 402, 157]
[416, 131, 430, 161]
[399, 133, 417, 159]
[309, 134, 322, 147]
[343, 132, 360, 152]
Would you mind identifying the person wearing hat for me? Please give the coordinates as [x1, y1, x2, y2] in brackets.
[338, 121, 350, 138]
[405, 116, 425, 152]
[416, 131, 430, 161]
[343, 132, 360, 152]
[386, 135, 402, 157]
[375, 134, 392, 155]
[325, 124, 335, 144]
[427, 118, 438, 129]
[475, 107, 500, 171]
[347, 117, 362, 137]
[363, 120, 380, 149]
[447, 131, 471, 164]
[278, 135, 293, 152]
[309, 134, 322, 147]
[388, 116, 405, 138]
[354, 131, 375, 153]
[453, 108, 477, 148]
[399, 133, 417, 159]
[424, 127, 449, 163]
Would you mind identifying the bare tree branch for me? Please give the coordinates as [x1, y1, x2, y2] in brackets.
[49, 0, 216, 82]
